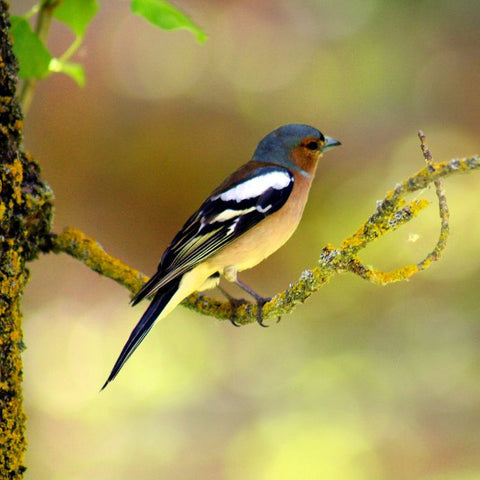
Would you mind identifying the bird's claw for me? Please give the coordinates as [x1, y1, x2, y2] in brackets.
[229, 296, 275, 327]
[228, 297, 249, 327]
[256, 297, 272, 327]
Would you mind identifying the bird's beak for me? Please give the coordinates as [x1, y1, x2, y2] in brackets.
[322, 136, 341, 152]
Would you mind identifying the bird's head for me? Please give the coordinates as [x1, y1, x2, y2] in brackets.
[251, 124, 341, 178]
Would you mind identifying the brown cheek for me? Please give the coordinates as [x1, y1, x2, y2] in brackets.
[291, 146, 318, 173]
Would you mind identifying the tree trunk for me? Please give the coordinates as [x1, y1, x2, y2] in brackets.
[0, 2, 53, 477]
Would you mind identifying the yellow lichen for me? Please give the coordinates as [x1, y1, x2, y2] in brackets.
[9, 158, 24, 205]
[52, 228, 147, 295]
[368, 264, 419, 285]
[10, 330, 22, 343]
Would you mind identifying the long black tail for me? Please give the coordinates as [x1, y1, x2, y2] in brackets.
[101, 277, 181, 390]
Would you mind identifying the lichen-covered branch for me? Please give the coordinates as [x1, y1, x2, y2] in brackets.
[51, 153, 479, 326]
[417, 130, 449, 270]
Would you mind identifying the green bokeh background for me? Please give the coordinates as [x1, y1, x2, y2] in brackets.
[12, 1, 480, 478]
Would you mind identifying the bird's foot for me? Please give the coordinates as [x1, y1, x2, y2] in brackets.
[228, 295, 278, 327]
[233, 278, 280, 327]
[228, 297, 249, 327]
[221, 280, 279, 327]
[254, 296, 281, 327]
[255, 296, 271, 327]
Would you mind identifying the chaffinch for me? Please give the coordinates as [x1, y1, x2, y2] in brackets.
[102, 124, 340, 389]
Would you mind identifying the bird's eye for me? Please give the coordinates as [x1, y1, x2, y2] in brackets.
[305, 141, 318, 150]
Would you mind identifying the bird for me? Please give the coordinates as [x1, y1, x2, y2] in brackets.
[102, 124, 340, 389]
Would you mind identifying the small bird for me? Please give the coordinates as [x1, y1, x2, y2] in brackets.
[102, 124, 340, 389]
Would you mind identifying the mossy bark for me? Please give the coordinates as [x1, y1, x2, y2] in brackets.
[0, 2, 53, 477]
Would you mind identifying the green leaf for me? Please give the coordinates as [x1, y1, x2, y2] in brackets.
[131, 0, 207, 43]
[49, 58, 86, 87]
[53, 0, 99, 37]
[10, 16, 52, 79]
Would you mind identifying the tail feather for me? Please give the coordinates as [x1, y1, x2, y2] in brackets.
[101, 277, 181, 390]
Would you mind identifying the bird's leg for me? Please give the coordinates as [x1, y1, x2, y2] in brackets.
[223, 266, 276, 327]
[233, 278, 273, 328]
[217, 285, 248, 327]
[201, 272, 245, 326]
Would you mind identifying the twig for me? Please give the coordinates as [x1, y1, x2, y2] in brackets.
[417, 130, 449, 269]
[19, 0, 60, 114]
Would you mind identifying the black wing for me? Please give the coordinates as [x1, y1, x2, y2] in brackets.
[131, 165, 294, 305]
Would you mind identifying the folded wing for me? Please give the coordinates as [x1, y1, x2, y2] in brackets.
[131, 165, 294, 305]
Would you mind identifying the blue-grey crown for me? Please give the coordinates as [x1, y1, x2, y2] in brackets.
[251, 124, 324, 165]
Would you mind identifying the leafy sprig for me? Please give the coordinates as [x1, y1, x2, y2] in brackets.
[11, 0, 207, 112]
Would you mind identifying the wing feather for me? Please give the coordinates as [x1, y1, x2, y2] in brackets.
[131, 165, 294, 305]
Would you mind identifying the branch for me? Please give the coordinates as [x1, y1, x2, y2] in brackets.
[50, 145, 480, 326]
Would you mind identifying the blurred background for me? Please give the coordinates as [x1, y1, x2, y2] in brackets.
[11, 0, 480, 478]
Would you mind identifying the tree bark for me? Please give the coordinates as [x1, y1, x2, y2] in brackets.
[0, 2, 53, 476]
